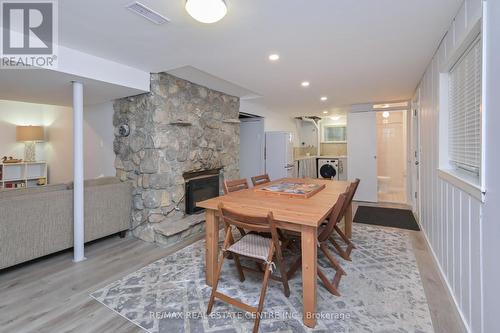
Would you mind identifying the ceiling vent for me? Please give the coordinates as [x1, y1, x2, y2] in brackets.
[126, 2, 170, 25]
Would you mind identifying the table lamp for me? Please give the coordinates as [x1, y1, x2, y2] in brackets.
[16, 125, 44, 162]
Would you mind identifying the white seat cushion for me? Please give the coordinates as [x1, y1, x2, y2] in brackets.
[228, 233, 274, 262]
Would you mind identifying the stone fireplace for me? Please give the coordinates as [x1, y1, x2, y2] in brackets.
[113, 73, 239, 245]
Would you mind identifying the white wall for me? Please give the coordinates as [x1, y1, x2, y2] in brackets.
[43, 105, 73, 183]
[240, 100, 299, 146]
[297, 120, 317, 147]
[481, 1, 500, 332]
[83, 102, 116, 179]
[44, 101, 116, 183]
[0, 100, 49, 161]
[413, 1, 484, 332]
[0, 99, 116, 184]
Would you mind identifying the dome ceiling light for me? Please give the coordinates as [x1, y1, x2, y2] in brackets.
[185, 0, 227, 24]
[268, 54, 280, 61]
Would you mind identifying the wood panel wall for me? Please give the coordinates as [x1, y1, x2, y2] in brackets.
[413, 0, 483, 332]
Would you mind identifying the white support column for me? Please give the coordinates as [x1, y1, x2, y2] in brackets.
[72, 81, 86, 262]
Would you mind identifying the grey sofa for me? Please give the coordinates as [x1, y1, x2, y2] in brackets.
[0, 177, 132, 270]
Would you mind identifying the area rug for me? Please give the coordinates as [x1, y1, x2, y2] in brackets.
[354, 206, 420, 231]
[90, 224, 433, 332]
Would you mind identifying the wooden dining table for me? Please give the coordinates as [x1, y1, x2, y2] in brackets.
[196, 177, 353, 328]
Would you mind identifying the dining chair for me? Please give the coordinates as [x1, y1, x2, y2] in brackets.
[330, 178, 360, 261]
[207, 203, 290, 333]
[287, 191, 349, 296]
[223, 178, 249, 194]
[223, 177, 287, 260]
[251, 174, 271, 187]
[222, 178, 250, 241]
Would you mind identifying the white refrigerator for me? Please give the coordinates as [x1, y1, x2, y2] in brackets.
[265, 131, 295, 180]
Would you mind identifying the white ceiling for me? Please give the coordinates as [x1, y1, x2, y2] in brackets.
[0, 68, 146, 107]
[48, 1, 462, 114]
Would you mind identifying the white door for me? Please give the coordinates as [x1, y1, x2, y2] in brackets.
[265, 132, 291, 180]
[347, 112, 378, 202]
[239, 118, 265, 181]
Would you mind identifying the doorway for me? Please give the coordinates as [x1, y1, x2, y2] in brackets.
[239, 115, 265, 181]
[376, 110, 408, 204]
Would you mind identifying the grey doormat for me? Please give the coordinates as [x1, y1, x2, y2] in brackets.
[354, 206, 420, 231]
[90, 224, 432, 332]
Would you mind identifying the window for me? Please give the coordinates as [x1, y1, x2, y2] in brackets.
[448, 37, 482, 175]
[322, 125, 346, 143]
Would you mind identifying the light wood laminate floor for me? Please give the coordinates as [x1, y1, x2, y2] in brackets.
[0, 217, 466, 333]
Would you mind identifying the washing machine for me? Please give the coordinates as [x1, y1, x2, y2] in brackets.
[317, 158, 339, 180]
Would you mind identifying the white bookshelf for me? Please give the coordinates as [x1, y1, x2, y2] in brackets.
[0, 162, 48, 189]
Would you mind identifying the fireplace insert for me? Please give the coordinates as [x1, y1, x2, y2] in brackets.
[185, 174, 220, 214]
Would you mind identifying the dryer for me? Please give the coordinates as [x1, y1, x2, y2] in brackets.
[317, 158, 339, 180]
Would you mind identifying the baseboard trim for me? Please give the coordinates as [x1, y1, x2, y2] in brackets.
[415, 216, 471, 333]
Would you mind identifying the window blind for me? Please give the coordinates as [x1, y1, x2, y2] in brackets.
[449, 36, 482, 174]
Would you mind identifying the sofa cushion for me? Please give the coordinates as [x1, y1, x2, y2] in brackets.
[86, 176, 122, 187]
[66, 176, 122, 189]
[0, 183, 69, 200]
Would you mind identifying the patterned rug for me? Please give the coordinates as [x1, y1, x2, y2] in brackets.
[90, 224, 433, 333]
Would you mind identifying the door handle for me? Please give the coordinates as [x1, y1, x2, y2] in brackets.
[415, 161, 419, 166]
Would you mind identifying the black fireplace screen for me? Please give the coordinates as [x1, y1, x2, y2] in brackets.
[185, 175, 220, 214]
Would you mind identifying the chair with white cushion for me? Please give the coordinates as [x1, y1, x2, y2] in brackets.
[206, 203, 290, 333]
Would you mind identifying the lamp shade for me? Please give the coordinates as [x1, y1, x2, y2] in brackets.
[16, 126, 44, 142]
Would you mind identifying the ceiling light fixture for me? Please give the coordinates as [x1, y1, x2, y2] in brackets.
[323, 110, 328, 114]
[301, 81, 310, 87]
[185, 0, 227, 24]
[320, 96, 327, 101]
[382, 111, 390, 118]
[268, 54, 280, 61]
[330, 116, 340, 121]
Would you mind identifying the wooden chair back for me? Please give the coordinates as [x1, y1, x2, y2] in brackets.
[335, 178, 360, 218]
[346, 178, 360, 204]
[318, 191, 348, 242]
[251, 174, 271, 187]
[217, 203, 280, 241]
[326, 179, 360, 261]
[223, 178, 249, 194]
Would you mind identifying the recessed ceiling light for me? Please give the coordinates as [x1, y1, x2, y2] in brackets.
[330, 116, 341, 121]
[185, 0, 227, 24]
[268, 54, 280, 61]
[320, 96, 328, 101]
[301, 81, 310, 87]
[322, 110, 328, 114]
[382, 111, 390, 118]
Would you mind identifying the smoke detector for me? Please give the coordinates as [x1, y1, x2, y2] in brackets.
[126, 2, 170, 25]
